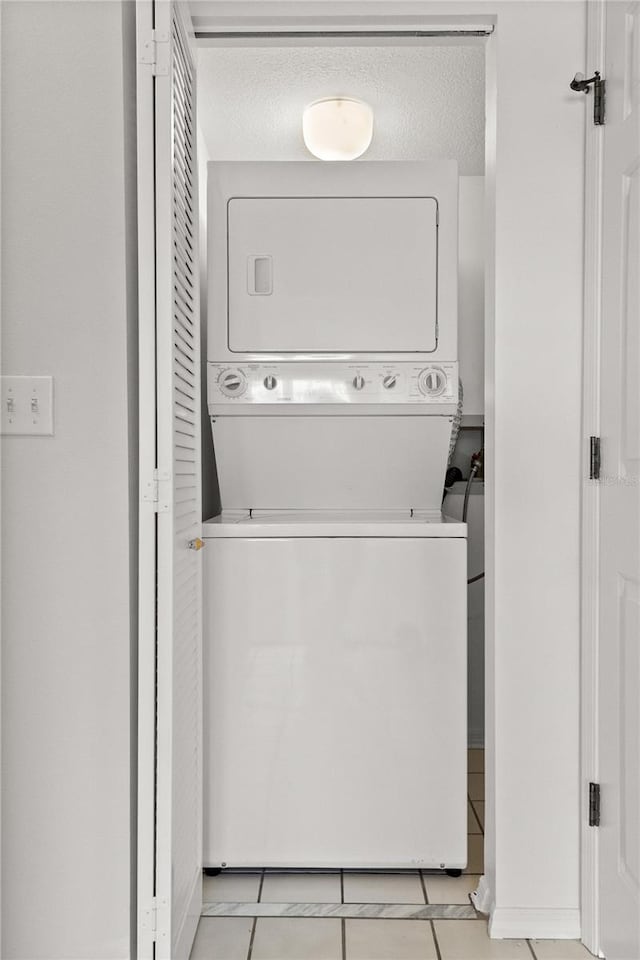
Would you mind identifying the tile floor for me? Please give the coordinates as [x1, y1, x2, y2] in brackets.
[191, 750, 595, 960]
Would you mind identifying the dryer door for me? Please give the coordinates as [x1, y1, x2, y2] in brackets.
[227, 196, 438, 353]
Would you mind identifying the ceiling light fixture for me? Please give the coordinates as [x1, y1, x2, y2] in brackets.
[302, 97, 374, 161]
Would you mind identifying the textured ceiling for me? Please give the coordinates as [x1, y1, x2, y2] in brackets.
[196, 44, 485, 173]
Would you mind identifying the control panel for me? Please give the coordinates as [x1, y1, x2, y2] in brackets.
[208, 362, 458, 407]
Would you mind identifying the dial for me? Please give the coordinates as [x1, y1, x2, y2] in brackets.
[263, 375, 278, 390]
[352, 375, 365, 391]
[418, 367, 447, 397]
[219, 369, 247, 397]
[383, 374, 397, 390]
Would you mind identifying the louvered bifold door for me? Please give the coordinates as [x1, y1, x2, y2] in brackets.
[137, 1, 202, 957]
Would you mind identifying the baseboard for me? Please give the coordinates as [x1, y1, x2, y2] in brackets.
[471, 875, 494, 916]
[489, 907, 581, 940]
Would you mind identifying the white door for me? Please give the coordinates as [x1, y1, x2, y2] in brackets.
[137, 1, 203, 957]
[598, 2, 640, 957]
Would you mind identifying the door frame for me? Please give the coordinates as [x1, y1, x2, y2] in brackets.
[580, 1, 605, 956]
[149, 0, 588, 941]
[136, 1, 159, 955]
[193, 0, 495, 895]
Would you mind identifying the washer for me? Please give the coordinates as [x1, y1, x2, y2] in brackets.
[203, 508, 466, 869]
[203, 161, 467, 870]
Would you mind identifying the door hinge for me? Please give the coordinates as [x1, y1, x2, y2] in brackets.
[589, 783, 600, 827]
[141, 897, 169, 942]
[589, 436, 601, 480]
[589, 782, 601, 826]
[140, 29, 170, 76]
[142, 469, 171, 512]
[593, 75, 606, 125]
[141, 898, 158, 937]
[570, 71, 605, 125]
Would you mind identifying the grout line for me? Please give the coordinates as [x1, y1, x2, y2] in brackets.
[246, 917, 258, 960]
[257, 870, 265, 903]
[469, 795, 484, 836]
[526, 940, 538, 959]
[340, 869, 345, 904]
[430, 919, 443, 960]
[419, 870, 429, 904]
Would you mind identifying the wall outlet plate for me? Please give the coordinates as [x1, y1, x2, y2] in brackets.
[1, 376, 54, 436]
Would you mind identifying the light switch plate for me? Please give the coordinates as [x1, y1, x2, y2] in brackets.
[1, 376, 54, 436]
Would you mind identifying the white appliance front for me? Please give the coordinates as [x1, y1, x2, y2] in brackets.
[207, 361, 459, 512]
[203, 528, 467, 869]
[228, 197, 438, 353]
[208, 160, 458, 364]
[211, 415, 454, 511]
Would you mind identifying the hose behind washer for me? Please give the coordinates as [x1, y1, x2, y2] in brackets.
[463, 463, 485, 585]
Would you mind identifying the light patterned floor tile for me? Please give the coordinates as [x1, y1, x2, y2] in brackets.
[473, 801, 485, 829]
[468, 802, 482, 834]
[424, 873, 481, 905]
[530, 939, 596, 959]
[203, 872, 261, 903]
[465, 835, 484, 874]
[343, 872, 425, 904]
[251, 917, 342, 959]
[261, 872, 342, 903]
[468, 773, 485, 802]
[434, 920, 531, 959]
[468, 749, 485, 773]
[189, 917, 253, 960]
[346, 918, 438, 959]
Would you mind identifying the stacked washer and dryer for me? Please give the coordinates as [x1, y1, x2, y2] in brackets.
[202, 161, 467, 872]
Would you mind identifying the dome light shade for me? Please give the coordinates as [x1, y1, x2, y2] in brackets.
[302, 97, 374, 161]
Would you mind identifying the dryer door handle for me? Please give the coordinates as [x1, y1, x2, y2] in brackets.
[247, 255, 273, 296]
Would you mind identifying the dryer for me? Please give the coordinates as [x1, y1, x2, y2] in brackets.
[203, 161, 467, 870]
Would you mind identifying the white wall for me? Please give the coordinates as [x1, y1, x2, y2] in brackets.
[1, 3, 137, 958]
[484, 1, 584, 937]
[197, 42, 485, 173]
[459, 176, 485, 415]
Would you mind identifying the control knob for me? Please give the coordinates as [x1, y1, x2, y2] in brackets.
[352, 375, 365, 390]
[219, 369, 247, 397]
[418, 366, 447, 397]
[383, 374, 397, 390]
[263, 375, 278, 390]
